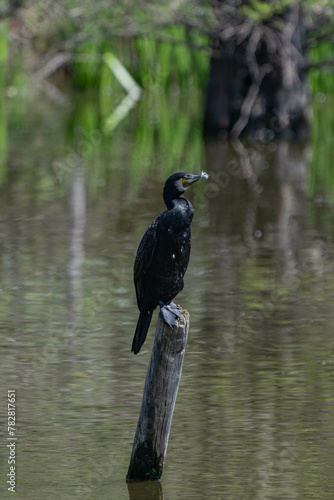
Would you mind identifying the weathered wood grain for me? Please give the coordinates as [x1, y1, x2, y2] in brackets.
[127, 308, 189, 481]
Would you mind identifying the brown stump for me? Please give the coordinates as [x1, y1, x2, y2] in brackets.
[126, 308, 189, 481]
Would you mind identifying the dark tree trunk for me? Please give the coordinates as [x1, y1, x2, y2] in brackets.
[203, 5, 310, 140]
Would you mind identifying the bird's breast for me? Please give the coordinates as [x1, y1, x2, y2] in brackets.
[158, 225, 190, 264]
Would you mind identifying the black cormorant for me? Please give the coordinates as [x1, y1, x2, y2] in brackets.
[132, 171, 209, 354]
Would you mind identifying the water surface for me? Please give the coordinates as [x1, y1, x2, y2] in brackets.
[1, 90, 334, 499]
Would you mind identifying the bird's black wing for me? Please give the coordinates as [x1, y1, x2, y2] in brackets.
[134, 217, 159, 308]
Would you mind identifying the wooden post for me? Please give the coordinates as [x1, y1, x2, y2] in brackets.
[126, 308, 189, 481]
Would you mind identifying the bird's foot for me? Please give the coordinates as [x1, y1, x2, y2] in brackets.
[159, 301, 181, 330]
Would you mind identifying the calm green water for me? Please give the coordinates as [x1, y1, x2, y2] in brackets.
[1, 89, 334, 500]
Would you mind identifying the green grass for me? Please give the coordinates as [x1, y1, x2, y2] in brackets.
[308, 42, 334, 199]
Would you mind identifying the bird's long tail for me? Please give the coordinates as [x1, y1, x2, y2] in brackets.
[132, 310, 152, 354]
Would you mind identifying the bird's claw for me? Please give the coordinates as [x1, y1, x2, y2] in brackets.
[159, 301, 181, 329]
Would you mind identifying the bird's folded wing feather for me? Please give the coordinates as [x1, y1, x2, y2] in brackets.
[134, 218, 159, 303]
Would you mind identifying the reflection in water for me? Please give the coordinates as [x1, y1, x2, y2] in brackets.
[275, 142, 309, 282]
[203, 139, 309, 252]
[127, 480, 163, 500]
[67, 167, 86, 330]
[1, 94, 334, 499]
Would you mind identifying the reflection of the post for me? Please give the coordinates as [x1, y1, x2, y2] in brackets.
[127, 480, 163, 500]
[67, 167, 86, 330]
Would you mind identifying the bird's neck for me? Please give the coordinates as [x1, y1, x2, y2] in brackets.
[164, 195, 182, 210]
[163, 189, 177, 209]
[163, 183, 190, 208]
[166, 197, 193, 221]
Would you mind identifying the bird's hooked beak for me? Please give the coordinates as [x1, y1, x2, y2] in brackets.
[181, 171, 209, 187]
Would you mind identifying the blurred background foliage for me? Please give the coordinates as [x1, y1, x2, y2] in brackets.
[0, 0, 333, 197]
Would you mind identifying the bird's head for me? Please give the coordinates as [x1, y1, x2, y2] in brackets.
[163, 171, 209, 208]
